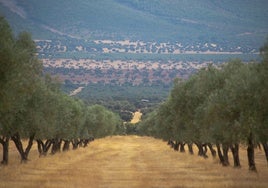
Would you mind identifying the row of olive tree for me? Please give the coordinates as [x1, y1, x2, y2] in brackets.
[0, 17, 122, 164]
[139, 40, 268, 171]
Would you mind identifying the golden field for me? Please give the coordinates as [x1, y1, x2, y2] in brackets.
[0, 136, 267, 188]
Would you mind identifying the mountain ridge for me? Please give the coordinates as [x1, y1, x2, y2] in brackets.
[1, 0, 268, 48]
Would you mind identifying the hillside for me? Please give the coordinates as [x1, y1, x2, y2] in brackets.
[1, 0, 268, 48]
[1, 0, 267, 111]
[0, 136, 267, 188]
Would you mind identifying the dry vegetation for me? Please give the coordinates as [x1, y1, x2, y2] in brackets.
[130, 111, 142, 124]
[0, 136, 267, 188]
[42, 59, 209, 71]
[69, 86, 84, 96]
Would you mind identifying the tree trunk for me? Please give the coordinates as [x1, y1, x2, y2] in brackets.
[207, 143, 216, 158]
[230, 143, 241, 168]
[202, 144, 208, 158]
[187, 143, 194, 155]
[168, 140, 175, 149]
[216, 143, 229, 166]
[51, 138, 62, 154]
[11, 133, 27, 162]
[195, 142, 207, 158]
[222, 144, 230, 166]
[0, 136, 10, 165]
[196, 143, 203, 156]
[63, 140, 70, 151]
[173, 141, 179, 151]
[11, 133, 35, 163]
[216, 143, 224, 164]
[36, 139, 44, 156]
[36, 139, 52, 156]
[79, 139, 83, 147]
[25, 134, 35, 159]
[247, 133, 257, 172]
[179, 142, 185, 153]
[44, 140, 53, 154]
[81, 139, 89, 147]
[72, 138, 80, 150]
[261, 142, 268, 162]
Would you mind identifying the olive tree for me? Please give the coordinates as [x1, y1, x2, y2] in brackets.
[85, 105, 121, 138]
[0, 17, 42, 164]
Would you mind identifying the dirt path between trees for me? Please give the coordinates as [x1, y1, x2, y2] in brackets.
[130, 110, 142, 124]
[0, 136, 267, 188]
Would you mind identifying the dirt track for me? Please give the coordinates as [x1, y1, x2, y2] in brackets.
[0, 136, 267, 188]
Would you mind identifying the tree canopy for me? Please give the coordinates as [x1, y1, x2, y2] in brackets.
[139, 40, 268, 171]
[0, 17, 122, 164]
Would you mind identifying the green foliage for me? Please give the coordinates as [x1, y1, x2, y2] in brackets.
[0, 18, 123, 164]
[254, 40, 268, 142]
[125, 123, 138, 135]
[138, 111, 158, 137]
[85, 105, 121, 138]
[120, 111, 133, 122]
[1, 0, 267, 47]
[70, 82, 171, 117]
[140, 42, 268, 147]
[50, 50, 260, 62]
[0, 17, 43, 137]
[260, 37, 268, 62]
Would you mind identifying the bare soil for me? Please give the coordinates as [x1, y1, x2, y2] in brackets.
[0, 136, 267, 188]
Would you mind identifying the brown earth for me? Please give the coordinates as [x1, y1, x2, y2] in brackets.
[0, 136, 267, 188]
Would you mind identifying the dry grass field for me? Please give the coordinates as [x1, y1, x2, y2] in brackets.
[0, 136, 267, 188]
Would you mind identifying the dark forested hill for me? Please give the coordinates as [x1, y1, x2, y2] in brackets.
[1, 0, 268, 48]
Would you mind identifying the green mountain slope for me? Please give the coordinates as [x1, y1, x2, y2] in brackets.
[1, 0, 268, 48]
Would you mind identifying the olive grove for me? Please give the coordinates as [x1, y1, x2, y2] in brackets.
[139, 40, 268, 171]
[0, 17, 122, 164]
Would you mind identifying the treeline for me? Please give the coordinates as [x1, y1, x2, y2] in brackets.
[72, 82, 170, 120]
[0, 17, 122, 165]
[37, 39, 260, 59]
[139, 40, 268, 172]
